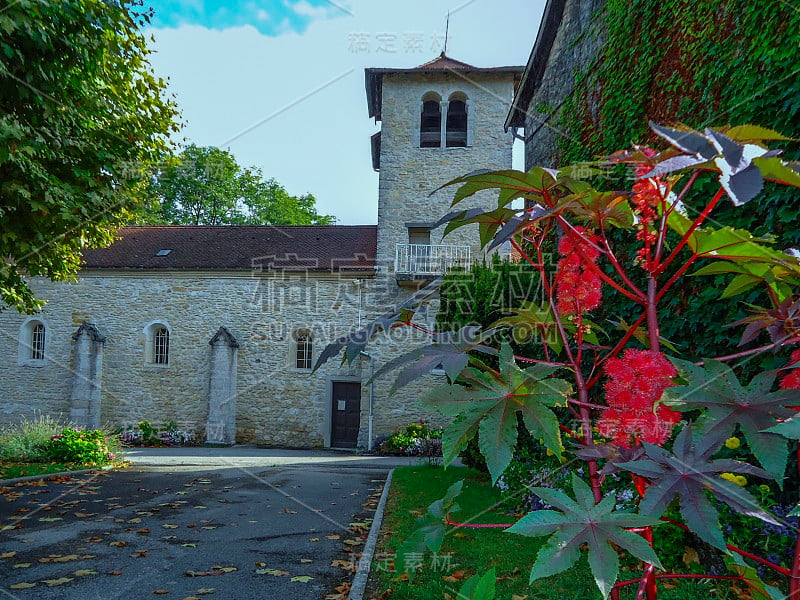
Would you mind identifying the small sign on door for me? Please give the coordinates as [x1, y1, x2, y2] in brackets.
[337, 400, 347, 411]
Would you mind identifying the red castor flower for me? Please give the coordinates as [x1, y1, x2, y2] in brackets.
[597, 349, 680, 447]
[555, 227, 602, 316]
[779, 350, 800, 409]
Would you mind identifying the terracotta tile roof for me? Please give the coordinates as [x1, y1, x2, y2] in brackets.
[414, 53, 478, 70]
[81, 226, 377, 272]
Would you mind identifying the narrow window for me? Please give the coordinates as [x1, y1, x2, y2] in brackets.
[420, 99, 442, 148]
[154, 327, 169, 365]
[446, 98, 468, 147]
[295, 332, 312, 370]
[30, 323, 45, 360]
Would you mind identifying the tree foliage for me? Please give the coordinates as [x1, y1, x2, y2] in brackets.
[0, 0, 180, 313]
[139, 144, 334, 226]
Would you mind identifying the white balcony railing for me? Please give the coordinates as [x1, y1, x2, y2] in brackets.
[395, 243, 471, 276]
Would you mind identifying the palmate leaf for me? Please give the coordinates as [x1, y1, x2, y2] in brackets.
[617, 425, 779, 550]
[433, 167, 561, 208]
[396, 480, 463, 582]
[506, 474, 663, 599]
[662, 359, 800, 483]
[646, 122, 798, 206]
[564, 190, 634, 229]
[491, 302, 564, 354]
[371, 327, 498, 392]
[727, 297, 800, 347]
[423, 342, 571, 482]
[313, 279, 441, 371]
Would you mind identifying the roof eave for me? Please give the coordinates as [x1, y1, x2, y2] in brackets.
[504, 0, 568, 131]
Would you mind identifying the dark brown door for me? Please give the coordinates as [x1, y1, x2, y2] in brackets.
[331, 381, 361, 448]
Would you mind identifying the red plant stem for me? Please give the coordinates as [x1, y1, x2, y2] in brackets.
[568, 398, 607, 410]
[579, 247, 648, 304]
[445, 520, 511, 529]
[560, 423, 583, 441]
[790, 445, 800, 599]
[703, 336, 800, 364]
[587, 311, 648, 388]
[661, 518, 792, 577]
[600, 221, 648, 299]
[657, 189, 725, 275]
[646, 278, 660, 351]
[654, 254, 698, 302]
[616, 574, 745, 590]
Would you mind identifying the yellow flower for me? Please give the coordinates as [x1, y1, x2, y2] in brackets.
[734, 475, 748, 487]
[724, 437, 741, 450]
[720, 472, 737, 482]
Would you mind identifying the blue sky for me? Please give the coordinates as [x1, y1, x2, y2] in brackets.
[143, 1, 546, 224]
[144, 0, 349, 36]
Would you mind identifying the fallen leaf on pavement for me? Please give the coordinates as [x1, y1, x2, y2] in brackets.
[110, 541, 126, 547]
[10, 582, 36, 589]
[163, 524, 179, 529]
[300, 559, 313, 563]
[1, 551, 17, 558]
[108, 570, 123, 576]
[153, 590, 169, 595]
[13, 563, 31, 568]
[132, 550, 148, 558]
[181, 543, 198, 548]
[255, 568, 290, 576]
[195, 588, 215, 595]
[43, 577, 74, 586]
[290, 576, 313, 583]
[309, 537, 320, 542]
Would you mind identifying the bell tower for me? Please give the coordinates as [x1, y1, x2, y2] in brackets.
[365, 53, 524, 292]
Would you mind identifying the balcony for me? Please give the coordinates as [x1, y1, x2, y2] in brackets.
[394, 243, 471, 285]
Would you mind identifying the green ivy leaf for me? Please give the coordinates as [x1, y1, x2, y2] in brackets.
[456, 568, 496, 600]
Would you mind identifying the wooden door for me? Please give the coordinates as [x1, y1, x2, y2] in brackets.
[331, 381, 361, 448]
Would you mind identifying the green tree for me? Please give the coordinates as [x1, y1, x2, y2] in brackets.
[141, 144, 335, 226]
[0, 0, 180, 313]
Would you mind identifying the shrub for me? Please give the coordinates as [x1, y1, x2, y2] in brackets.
[0, 414, 66, 462]
[379, 420, 443, 456]
[119, 420, 195, 447]
[45, 428, 115, 465]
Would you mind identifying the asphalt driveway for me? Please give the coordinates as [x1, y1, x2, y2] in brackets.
[0, 448, 418, 599]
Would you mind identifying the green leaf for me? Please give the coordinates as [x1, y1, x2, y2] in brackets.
[663, 359, 800, 483]
[724, 554, 784, 600]
[507, 474, 662, 599]
[396, 480, 463, 582]
[456, 568, 496, 600]
[426, 342, 569, 483]
[725, 125, 794, 142]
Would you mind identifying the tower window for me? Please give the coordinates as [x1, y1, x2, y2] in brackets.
[446, 99, 468, 147]
[420, 100, 442, 148]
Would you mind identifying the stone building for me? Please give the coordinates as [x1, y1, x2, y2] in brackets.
[0, 54, 523, 448]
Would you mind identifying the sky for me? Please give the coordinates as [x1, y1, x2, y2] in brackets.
[142, 0, 547, 225]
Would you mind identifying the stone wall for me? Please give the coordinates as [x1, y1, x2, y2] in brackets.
[523, 0, 607, 169]
[0, 271, 447, 447]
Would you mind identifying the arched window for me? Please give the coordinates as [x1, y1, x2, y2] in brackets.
[144, 321, 171, 366]
[31, 323, 45, 360]
[420, 92, 442, 148]
[446, 93, 468, 147]
[19, 318, 47, 366]
[294, 330, 313, 370]
[154, 327, 169, 365]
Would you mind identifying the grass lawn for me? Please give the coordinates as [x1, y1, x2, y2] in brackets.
[368, 465, 742, 600]
[0, 461, 105, 480]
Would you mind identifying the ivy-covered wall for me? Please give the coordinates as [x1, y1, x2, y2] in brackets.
[518, 0, 800, 364]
